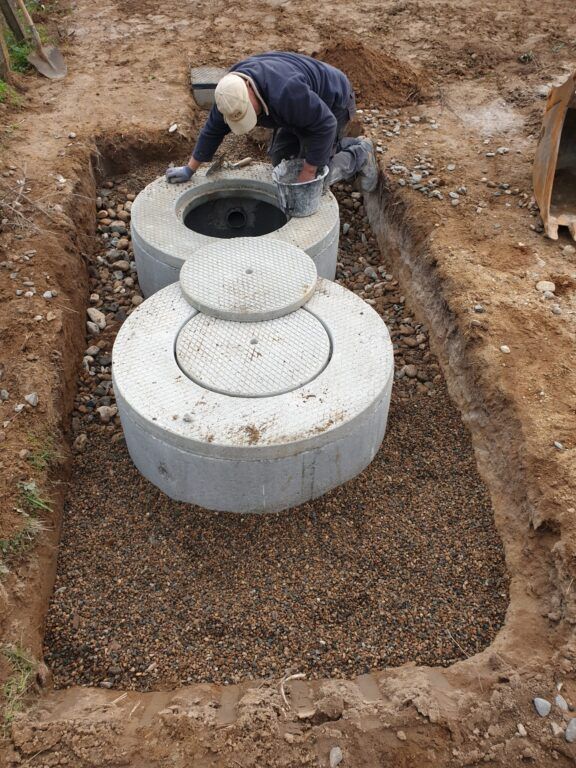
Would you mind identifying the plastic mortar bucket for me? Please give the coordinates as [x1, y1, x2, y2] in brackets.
[272, 159, 330, 218]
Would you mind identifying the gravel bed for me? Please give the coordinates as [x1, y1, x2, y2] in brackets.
[43, 168, 509, 690]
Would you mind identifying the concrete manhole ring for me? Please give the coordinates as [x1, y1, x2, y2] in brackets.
[131, 163, 340, 297]
[112, 278, 393, 513]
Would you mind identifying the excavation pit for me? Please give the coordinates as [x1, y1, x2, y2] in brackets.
[42, 164, 509, 691]
[183, 192, 288, 237]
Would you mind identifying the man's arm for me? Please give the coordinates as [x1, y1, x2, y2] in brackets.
[191, 104, 231, 163]
[166, 105, 231, 183]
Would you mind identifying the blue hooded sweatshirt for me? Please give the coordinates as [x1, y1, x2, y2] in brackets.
[192, 52, 353, 169]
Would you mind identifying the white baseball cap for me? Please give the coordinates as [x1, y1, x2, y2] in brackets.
[215, 74, 258, 135]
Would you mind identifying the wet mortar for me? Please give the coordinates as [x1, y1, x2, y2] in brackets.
[43, 166, 509, 690]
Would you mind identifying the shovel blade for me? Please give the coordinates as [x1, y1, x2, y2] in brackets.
[27, 45, 67, 79]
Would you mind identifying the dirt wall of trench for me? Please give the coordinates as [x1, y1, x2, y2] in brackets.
[365, 180, 567, 659]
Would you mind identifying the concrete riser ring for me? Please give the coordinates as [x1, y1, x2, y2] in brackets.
[133, 227, 339, 298]
[130, 164, 340, 297]
[118, 388, 391, 514]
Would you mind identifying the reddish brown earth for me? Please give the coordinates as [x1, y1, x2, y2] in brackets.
[0, 0, 576, 765]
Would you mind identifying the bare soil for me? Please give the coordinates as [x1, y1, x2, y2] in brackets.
[319, 38, 431, 106]
[0, 0, 576, 765]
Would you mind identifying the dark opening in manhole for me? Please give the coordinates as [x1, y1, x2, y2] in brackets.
[184, 193, 288, 238]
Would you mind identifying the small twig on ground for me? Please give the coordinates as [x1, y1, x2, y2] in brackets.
[446, 630, 471, 659]
[7, 187, 61, 224]
[279, 672, 306, 707]
[20, 747, 51, 766]
[13, 162, 27, 206]
[447, 630, 485, 694]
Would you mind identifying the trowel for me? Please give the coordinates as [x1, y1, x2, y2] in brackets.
[14, 0, 67, 80]
[206, 153, 227, 177]
[533, 71, 576, 240]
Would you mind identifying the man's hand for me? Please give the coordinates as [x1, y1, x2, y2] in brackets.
[165, 165, 195, 184]
[297, 162, 318, 183]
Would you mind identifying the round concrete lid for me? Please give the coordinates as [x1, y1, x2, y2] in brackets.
[113, 279, 393, 459]
[175, 310, 330, 397]
[179, 238, 318, 321]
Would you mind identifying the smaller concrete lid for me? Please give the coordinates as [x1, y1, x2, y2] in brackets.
[179, 238, 317, 321]
[190, 65, 228, 86]
[175, 310, 330, 397]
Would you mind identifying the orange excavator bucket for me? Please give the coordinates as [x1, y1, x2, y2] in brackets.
[533, 71, 576, 241]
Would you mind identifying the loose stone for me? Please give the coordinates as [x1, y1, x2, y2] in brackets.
[555, 694, 569, 711]
[396, 730, 407, 741]
[24, 392, 39, 407]
[533, 698, 551, 717]
[517, 723, 527, 737]
[536, 281, 555, 293]
[96, 405, 118, 424]
[500, 345, 511, 354]
[329, 746, 343, 767]
[87, 307, 106, 329]
[565, 719, 576, 743]
[73, 433, 88, 453]
[551, 722, 564, 737]
[403, 364, 418, 378]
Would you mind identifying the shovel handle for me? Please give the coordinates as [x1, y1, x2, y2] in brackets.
[13, 0, 43, 50]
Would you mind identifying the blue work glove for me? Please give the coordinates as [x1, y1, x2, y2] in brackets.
[165, 165, 194, 184]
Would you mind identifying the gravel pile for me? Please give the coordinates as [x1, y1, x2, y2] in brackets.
[43, 171, 508, 690]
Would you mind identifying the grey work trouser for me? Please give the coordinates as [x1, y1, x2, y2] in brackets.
[268, 93, 369, 185]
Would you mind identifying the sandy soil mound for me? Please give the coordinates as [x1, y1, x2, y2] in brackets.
[319, 38, 431, 106]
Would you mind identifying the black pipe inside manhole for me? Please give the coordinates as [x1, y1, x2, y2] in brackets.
[184, 193, 288, 238]
[227, 208, 247, 229]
